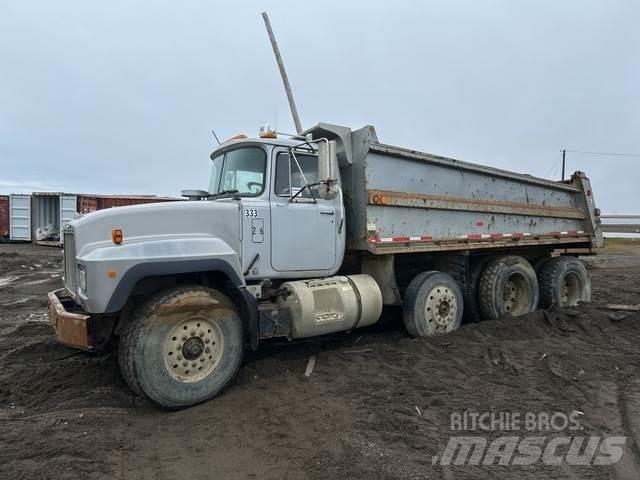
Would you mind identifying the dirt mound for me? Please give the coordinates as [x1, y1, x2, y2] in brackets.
[1, 243, 640, 479]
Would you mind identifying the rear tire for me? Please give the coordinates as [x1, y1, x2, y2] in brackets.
[118, 285, 244, 409]
[462, 256, 491, 323]
[479, 255, 539, 320]
[539, 257, 591, 308]
[403, 271, 463, 337]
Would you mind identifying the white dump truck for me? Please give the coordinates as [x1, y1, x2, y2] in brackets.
[47, 123, 602, 408]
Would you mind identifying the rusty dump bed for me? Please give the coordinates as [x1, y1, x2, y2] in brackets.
[308, 123, 603, 255]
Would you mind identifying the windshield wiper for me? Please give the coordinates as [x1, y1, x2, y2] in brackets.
[209, 189, 239, 200]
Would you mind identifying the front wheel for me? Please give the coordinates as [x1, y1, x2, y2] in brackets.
[403, 271, 464, 337]
[118, 286, 244, 409]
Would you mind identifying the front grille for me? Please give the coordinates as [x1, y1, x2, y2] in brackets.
[63, 231, 77, 295]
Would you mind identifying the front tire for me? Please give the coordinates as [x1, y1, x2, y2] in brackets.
[403, 271, 463, 337]
[118, 286, 244, 409]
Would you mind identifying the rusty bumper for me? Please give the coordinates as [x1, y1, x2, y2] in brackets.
[47, 289, 93, 350]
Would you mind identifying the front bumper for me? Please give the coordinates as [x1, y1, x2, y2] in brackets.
[47, 288, 94, 350]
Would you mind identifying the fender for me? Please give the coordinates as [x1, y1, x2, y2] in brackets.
[77, 236, 261, 349]
[78, 237, 244, 313]
[107, 257, 261, 349]
[105, 257, 244, 312]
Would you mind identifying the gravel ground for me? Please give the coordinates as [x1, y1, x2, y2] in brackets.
[1, 241, 640, 479]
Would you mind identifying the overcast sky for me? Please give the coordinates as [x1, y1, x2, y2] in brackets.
[1, 1, 638, 212]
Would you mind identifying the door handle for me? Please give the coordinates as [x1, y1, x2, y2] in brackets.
[320, 210, 335, 215]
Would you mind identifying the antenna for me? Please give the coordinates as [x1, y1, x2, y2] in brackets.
[211, 129, 221, 145]
[261, 11, 303, 134]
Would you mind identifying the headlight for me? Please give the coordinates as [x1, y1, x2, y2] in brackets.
[77, 265, 87, 292]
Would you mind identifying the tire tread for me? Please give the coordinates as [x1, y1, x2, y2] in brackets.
[539, 256, 590, 308]
[478, 255, 538, 320]
[478, 258, 502, 320]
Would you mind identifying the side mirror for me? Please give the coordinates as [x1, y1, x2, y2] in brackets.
[317, 140, 339, 199]
[181, 189, 209, 201]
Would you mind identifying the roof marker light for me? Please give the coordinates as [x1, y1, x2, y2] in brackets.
[258, 124, 277, 139]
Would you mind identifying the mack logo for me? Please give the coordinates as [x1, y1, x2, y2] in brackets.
[315, 311, 344, 324]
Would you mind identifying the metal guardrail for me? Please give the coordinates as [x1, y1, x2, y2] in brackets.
[601, 215, 640, 236]
[602, 224, 640, 234]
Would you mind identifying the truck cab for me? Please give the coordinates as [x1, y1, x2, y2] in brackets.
[208, 136, 345, 280]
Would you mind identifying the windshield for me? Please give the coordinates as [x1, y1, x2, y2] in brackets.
[208, 147, 267, 197]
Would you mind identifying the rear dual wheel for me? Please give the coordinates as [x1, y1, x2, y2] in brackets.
[479, 255, 539, 320]
[404, 255, 590, 336]
[403, 271, 464, 337]
[539, 257, 591, 308]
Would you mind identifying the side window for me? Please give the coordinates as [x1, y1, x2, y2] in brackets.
[274, 152, 319, 198]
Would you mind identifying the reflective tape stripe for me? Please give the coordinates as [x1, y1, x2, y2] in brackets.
[368, 230, 587, 246]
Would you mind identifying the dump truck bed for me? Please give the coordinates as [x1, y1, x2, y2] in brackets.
[310, 124, 603, 254]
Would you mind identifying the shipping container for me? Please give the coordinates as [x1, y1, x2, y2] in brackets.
[100, 195, 175, 209]
[0, 195, 9, 238]
[78, 196, 98, 214]
[31, 192, 178, 246]
[9, 194, 32, 241]
[31, 192, 76, 245]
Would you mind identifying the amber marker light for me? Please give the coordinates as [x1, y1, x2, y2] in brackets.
[108, 271, 117, 278]
[227, 133, 248, 141]
[379, 195, 389, 205]
[112, 228, 123, 245]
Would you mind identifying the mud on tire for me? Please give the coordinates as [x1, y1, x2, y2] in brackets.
[118, 285, 244, 409]
[479, 255, 539, 320]
[539, 256, 591, 308]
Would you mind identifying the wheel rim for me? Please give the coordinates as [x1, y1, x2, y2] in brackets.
[502, 273, 530, 315]
[163, 316, 224, 383]
[425, 284, 457, 332]
[560, 272, 581, 306]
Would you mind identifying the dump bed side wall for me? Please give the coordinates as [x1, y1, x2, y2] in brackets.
[346, 141, 600, 253]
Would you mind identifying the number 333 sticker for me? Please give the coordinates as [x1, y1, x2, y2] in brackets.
[245, 208, 258, 218]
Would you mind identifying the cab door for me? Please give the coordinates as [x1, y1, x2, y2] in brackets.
[270, 149, 337, 272]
